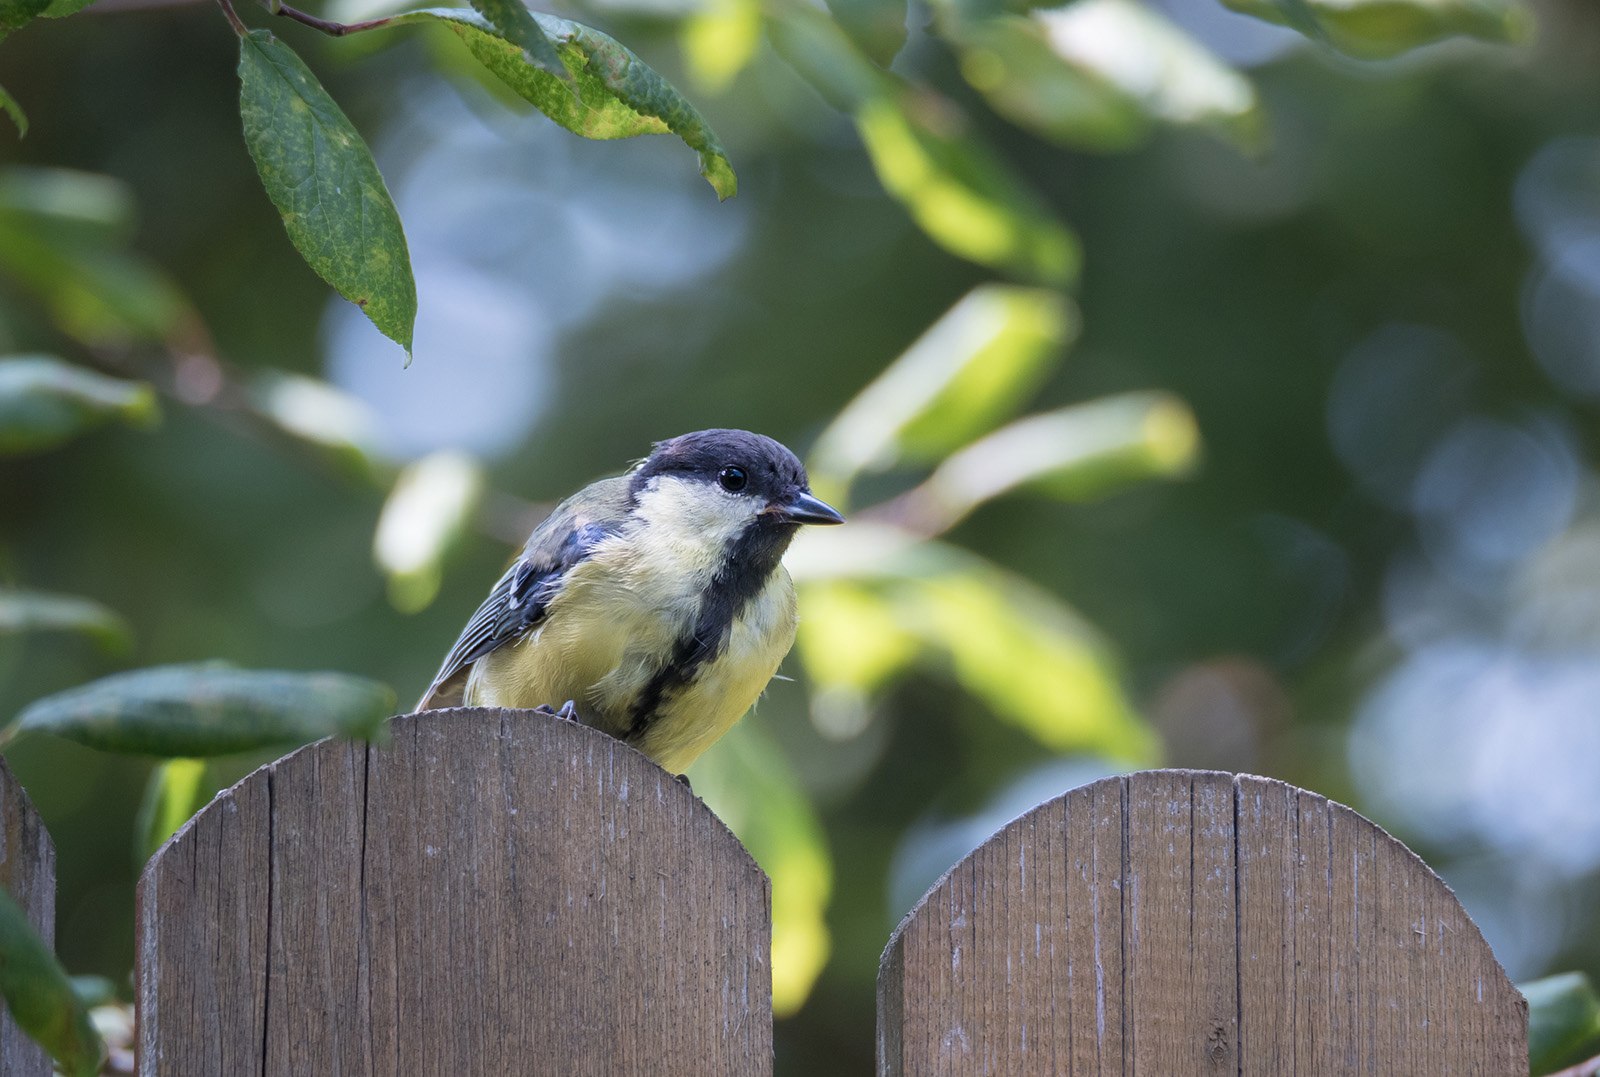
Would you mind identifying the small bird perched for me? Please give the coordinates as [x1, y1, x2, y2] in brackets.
[416, 429, 844, 773]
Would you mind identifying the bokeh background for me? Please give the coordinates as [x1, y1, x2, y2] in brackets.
[4, 0, 1600, 1068]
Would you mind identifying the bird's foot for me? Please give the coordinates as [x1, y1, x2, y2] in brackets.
[674, 772, 693, 793]
[533, 700, 581, 722]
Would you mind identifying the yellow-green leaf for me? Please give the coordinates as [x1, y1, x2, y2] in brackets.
[0, 888, 102, 1077]
[238, 30, 416, 355]
[827, 0, 908, 67]
[373, 450, 486, 612]
[0, 356, 158, 456]
[1223, 0, 1531, 58]
[809, 285, 1074, 498]
[135, 758, 209, 863]
[465, 0, 569, 84]
[0, 84, 24, 137]
[7, 662, 396, 757]
[681, 0, 762, 93]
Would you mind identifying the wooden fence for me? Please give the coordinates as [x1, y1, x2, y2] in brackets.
[2, 708, 1529, 1074]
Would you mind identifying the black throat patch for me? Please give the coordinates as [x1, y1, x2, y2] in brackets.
[625, 517, 795, 739]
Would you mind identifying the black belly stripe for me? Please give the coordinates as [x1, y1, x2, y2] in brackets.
[625, 518, 795, 740]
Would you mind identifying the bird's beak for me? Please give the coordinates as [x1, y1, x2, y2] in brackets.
[767, 490, 845, 526]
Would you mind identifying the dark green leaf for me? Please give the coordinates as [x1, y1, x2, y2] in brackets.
[0, 356, 158, 456]
[767, 3, 886, 112]
[0, 590, 133, 653]
[7, 662, 396, 756]
[0, 167, 135, 245]
[135, 758, 208, 862]
[0, 888, 102, 1077]
[464, 0, 569, 85]
[1222, 0, 1531, 58]
[394, 9, 736, 198]
[0, 0, 49, 38]
[237, 30, 416, 356]
[826, 0, 908, 67]
[1525, 972, 1600, 1075]
[0, 84, 25, 137]
[41, 0, 96, 15]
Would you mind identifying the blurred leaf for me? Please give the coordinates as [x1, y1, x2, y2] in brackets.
[810, 285, 1074, 497]
[857, 88, 1079, 285]
[793, 581, 919, 738]
[0, 888, 102, 1077]
[374, 450, 486, 612]
[0, 356, 159, 456]
[1222, 0, 1530, 58]
[0, 0, 49, 37]
[916, 391, 1199, 526]
[135, 757, 208, 862]
[41, 0, 96, 14]
[237, 30, 416, 357]
[0, 590, 132, 654]
[826, 0, 908, 67]
[6, 662, 396, 756]
[0, 84, 24, 137]
[248, 371, 385, 480]
[0, 168, 135, 245]
[681, 0, 762, 94]
[393, 9, 737, 198]
[943, 0, 1262, 151]
[68, 976, 117, 1009]
[1526, 973, 1600, 1075]
[688, 723, 831, 1017]
[464, 0, 570, 85]
[767, 2, 884, 112]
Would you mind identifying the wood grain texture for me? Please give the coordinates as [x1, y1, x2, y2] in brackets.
[0, 754, 56, 1077]
[137, 708, 772, 1076]
[878, 769, 1527, 1076]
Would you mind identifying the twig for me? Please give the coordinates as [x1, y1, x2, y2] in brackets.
[215, 0, 248, 35]
[273, 3, 396, 35]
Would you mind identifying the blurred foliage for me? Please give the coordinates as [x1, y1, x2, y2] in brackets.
[1527, 972, 1600, 1076]
[0, 887, 100, 1076]
[0, 0, 1597, 1067]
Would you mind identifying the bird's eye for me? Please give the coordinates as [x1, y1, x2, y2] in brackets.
[718, 466, 748, 492]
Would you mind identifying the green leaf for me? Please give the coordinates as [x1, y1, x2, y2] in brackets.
[917, 391, 1199, 525]
[792, 581, 919, 738]
[0, 590, 132, 654]
[0, 356, 159, 456]
[394, 9, 736, 198]
[6, 662, 397, 756]
[856, 87, 1079, 285]
[41, 0, 96, 15]
[942, 0, 1262, 152]
[0, 84, 25, 137]
[826, 0, 908, 67]
[464, 0, 570, 85]
[0, 888, 102, 1077]
[1525, 973, 1600, 1075]
[810, 285, 1074, 498]
[374, 450, 486, 613]
[0, 167, 135, 244]
[135, 758, 209, 862]
[0, 0, 49, 38]
[680, 0, 762, 93]
[687, 723, 832, 1017]
[766, 2, 885, 112]
[247, 371, 386, 481]
[237, 30, 416, 356]
[1222, 0, 1531, 58]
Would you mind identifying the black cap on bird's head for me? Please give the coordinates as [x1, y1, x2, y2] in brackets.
[631, 428, 844, 527]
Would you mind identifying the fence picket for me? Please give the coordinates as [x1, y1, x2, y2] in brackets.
[0, 755, 56, 1077]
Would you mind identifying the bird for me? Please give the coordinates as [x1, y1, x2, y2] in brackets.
[415, 428, 844, 773]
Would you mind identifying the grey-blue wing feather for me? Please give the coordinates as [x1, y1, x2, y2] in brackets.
[414, 479, 629, 710]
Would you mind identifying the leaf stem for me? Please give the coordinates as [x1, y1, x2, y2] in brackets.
[215, 0, 248, 35]
[273, 4, 394, 35]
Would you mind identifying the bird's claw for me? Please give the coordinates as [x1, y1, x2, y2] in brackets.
[533, 700, 581, 722]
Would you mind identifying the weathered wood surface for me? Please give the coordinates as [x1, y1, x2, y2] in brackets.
[877, 769, 1527, 1076]
[0, 754, 56, 1077]
[137, 708, 772, 1076]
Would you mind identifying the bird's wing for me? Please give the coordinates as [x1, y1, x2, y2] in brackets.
[415, 478, 631, 711]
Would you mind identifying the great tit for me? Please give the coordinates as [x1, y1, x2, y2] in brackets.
[416, 429, 844, 773]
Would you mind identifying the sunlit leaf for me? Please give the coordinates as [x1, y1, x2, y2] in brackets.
[793, 581, 919, 738]
[857, 89, 1078, 285]
[0, 84, 24, 137]
[6, 662, 396, 756]
[1222, 0, 1530, 58]
[465, 0, 569, 85]
[827, 0, 908, 67]
[944, 0, 1261, 151]
[374, 450, 486, 613]
[681, 0, 762, 94]
[248, 371, 385, 480]
[0, 356, 158, 456]
[238, 30, 416, 356]
[391, 9, 736, 199]
[135, 758, 208, 862]
[0, 168, 135, 245]
[688, 723, 832, 1017]
[0, 888, 101, 1077]
[809, 285, 1074, 498]
[915, 391, 1199, 526]
[1525, 972, 1600, 1075]
[0, 590, 132, 654]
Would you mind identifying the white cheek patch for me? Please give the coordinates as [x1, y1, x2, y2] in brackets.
[632, 475, 755, 547]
